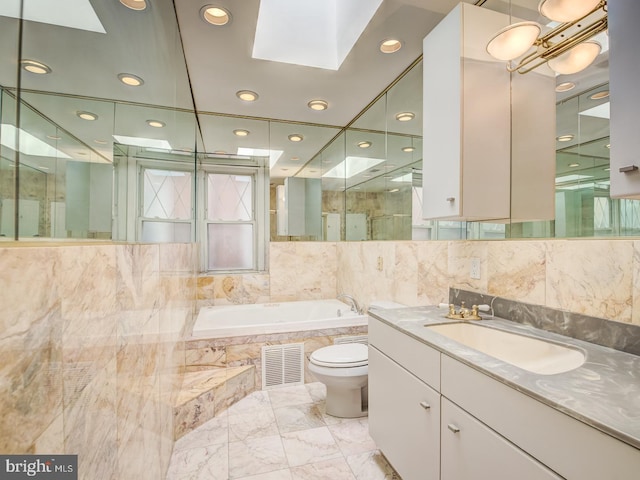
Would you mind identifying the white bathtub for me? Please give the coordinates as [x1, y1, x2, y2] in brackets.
[192, 299, 368, 338]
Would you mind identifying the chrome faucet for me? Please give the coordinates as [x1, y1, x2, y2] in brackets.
[337, 293, 363, 315]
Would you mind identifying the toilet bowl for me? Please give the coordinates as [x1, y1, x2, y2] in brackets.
[309, 300, 406, 418]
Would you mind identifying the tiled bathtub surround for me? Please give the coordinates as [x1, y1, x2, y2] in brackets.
[0, 242, 197, 480]
[186, 326, 369, 387]
[451, 289, 640, 356]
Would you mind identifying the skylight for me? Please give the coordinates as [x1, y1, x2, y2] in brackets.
[113, 135, 172, 150]
[392, 173, 413, 183]
[237, 147, 284, 168]
[1, 124, 71, 158]
[579, 102, 610, 119]
[252, 0, 383, 70]
[0, 0, 106, 34]
[555, 174, 593, 184]
[323, 156, 385, 179]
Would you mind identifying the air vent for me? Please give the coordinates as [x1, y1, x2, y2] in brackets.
[334, 335, 368, 345]
[262, 343, 304, 389]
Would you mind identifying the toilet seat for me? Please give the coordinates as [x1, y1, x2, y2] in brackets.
[310, 344, 368, 368]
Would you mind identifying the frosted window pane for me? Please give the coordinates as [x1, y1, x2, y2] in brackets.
[141, 221, 191, 243]
[143, 169, 192, 219]
[208, 223, 253, 270]
[207, 174, 252, 221]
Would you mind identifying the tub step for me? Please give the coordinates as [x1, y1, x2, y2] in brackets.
[173, 365, 255, 439]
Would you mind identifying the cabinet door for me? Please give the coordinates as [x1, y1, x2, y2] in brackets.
[368, 346, 440, 480]
[441, 398, 561, 480]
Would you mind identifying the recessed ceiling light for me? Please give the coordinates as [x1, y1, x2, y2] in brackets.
[118, 73, 144, 86]
[568, 162, 580, 168]
[281, 168, 289, 171]
[363, 174, 372, 178]
[94, 139, 107, 145]
[20, 60, 51, 75]
[146, 120, 166, 128]
[357, 141, 371, 149]
[402, 146, 415, 153]
[213, 150, 227, 154]
[388, 188, 400, 193]
[395, 112, 415, 122]
[120, 0, 147, 11]
[386, 164, 396, 168]
[233, 129, 250, 137]
[590, 90, 609, 100]
[236, 90, 259, 102]
[291, 156, 300, 161]
[76, 111, 98, 121]
[288, 134, 304, 142]
[201, 5, 231, 26]
[557, 134, 574, 142]
[605, 143, 611, 149]
[555, 82, 576, 93]
[380, 39, 402, 54]
[308, 100, 328, 111]
[47, 135, 61, 140]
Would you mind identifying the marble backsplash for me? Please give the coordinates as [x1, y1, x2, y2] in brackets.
[0, 242, 197, 479]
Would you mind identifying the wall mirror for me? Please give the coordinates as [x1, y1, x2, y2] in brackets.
[2, 0, 639, 247]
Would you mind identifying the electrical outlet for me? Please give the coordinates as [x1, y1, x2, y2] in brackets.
[377, 256, 383, 271]
[470, 257, 481, 280]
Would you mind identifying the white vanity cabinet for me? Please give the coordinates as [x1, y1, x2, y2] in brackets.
[369, 347, 440, 480]
[441, 397, 561, 480]
[368, 317, 640, 480]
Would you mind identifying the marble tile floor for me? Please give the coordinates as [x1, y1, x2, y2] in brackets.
[167, 383, 401, 480]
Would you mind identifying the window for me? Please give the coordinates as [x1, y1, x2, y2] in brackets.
[129, 160, 268, 272]
[139, 167, 193, 242]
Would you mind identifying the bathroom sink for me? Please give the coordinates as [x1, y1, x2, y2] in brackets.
[426, 323, 585, 375]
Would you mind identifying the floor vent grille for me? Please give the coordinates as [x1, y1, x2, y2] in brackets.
[334, 335, 368, 345]
[262, 343, 304, 390]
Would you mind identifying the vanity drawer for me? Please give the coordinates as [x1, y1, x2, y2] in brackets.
[441, 354, 640, 480]
[369, 317, 440, 390]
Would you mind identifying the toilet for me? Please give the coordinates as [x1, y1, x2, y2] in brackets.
[308, 300, 406, 418]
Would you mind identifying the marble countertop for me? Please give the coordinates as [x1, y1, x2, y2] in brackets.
[368, 306, 640, 450]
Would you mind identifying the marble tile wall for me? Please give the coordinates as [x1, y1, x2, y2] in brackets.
[0, 242, 197, 480]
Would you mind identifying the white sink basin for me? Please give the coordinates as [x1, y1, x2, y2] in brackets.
[426, 323, 585, 375]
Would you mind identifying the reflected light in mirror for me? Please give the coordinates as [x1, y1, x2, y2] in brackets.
[118, 73, 144, 86]
[547, 41, 601, 74]
[323, 156, 385, 179]
[77, 111, 98, 121]
[402, 146, 415, 152]
[357, 141, 372, 148]
[555, 81, 576, 92]
[486, 22, 540, 61]
[120, 0, 147, 11]
[233, 129, 250, 137]
[395, 112, 414, 122]
[288, 134, 304, 142]
[1, 124, 71, 158]
[113, 135, 172, 149]
[146, 120, 166, 128]
[590, 90, 609, 100]
[21, 60, 51, 74]
[557, 134, 574, 142]
[538, 0, 601, 22]
[236, 90, 259, 101]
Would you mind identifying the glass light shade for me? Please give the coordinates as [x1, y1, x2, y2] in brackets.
[486, 22, 541, 61]
[538, 0, 601, 22]
[547, 41, 601, 75]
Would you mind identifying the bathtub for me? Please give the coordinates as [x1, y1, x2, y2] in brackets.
[192, 299, 368, 338]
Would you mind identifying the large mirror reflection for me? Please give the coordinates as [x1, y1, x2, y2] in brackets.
[2, 0, 639, 255]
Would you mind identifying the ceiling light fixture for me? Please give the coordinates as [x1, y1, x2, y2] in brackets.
[21, 60, 51, 75]
[119, 0, 147, 11]
[604, 167, 610, 171]
[486, 0, 607, 74]
[388, 188, 400, 193]
[357, 141, 371, 149]
[146, 120, 166, 128]
[569, 162, 580, 167]
[555, 82, 576, 92]
[288, 134, 304, 142]
[233, 129, 250, 137]
[605, 143, 611, 148]
[380, 39, 402, 54]
[291, 156, 300, 161]
[402, 146, 415, 153]
[590, 90, 610, 100]
[557, 134, 574, 142]
[201, 5, 231, 26]
[236, 90, 259, 102]
[395, 112, 415, 122]
[94, 139, 107, 145]
[47, 135, 61, 140]
[308, 99, 328, 111]
[76, 111, 98, 121]
[118, 73, 144, 86]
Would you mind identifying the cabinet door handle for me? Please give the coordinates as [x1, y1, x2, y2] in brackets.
[419, 401, 431, 410]
[446, 197, 455, 202]
[447, 424, 460, 433]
